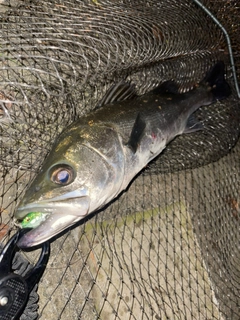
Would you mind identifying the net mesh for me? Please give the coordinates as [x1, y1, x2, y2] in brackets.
[0, 0, 239, 319]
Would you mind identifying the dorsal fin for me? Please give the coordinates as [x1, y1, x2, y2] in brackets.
[96, 81, 137, 108]
[151, 80, 179, 95]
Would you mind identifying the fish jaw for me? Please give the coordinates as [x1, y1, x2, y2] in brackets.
[16, 196, 90, 248]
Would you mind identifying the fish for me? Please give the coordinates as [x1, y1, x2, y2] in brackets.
[15, 61, 231, 248]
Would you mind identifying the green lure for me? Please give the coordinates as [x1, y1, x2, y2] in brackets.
[21, 212, 47, 229]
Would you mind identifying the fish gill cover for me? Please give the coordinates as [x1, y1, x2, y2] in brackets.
[0, 0, 239, 319]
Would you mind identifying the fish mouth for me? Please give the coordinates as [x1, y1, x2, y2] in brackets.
[16, 196, 90, 248]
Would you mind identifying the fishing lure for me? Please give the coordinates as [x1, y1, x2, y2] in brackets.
[21, 212, 48, 229]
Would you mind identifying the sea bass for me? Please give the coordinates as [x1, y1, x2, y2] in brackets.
[16, 61, 231, 248]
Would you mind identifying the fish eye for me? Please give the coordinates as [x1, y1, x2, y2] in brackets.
[50, 165, 75, 185]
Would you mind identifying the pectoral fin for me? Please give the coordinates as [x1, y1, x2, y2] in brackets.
[127, 113, 146, 153]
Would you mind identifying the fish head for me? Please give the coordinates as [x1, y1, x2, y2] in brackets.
[15, 129, 113, 248]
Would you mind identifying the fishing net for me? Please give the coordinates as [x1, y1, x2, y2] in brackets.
[0, 0, 239, 319]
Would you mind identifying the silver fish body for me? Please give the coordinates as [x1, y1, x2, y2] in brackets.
[15, 62, 231, 248]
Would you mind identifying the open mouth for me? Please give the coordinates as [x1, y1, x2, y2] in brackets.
[16, 197, 90, 248]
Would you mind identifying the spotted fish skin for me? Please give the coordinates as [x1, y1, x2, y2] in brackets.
[15, 62, 231, 248]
